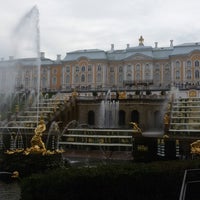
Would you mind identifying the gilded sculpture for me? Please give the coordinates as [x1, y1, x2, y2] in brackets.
[191, 140, 200, 154]
[129, 122, 142, 134]
[24, 118, 46, 154]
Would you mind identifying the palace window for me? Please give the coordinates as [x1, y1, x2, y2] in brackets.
[25, 70, 30, 76]
[97, 73, 101, 82]
[25, 77, 30, 88]
[53, 69, 57, 74]
[176, 61, 180, 68]
[127, 65, 132, 72]
[145, 64, 150, 70]
[66, 75, 70, 84]
[127, 73, 132, 81]
[163, 64, 170, 83]
[75, 66, 79, 72]
[186, 60, 192, 67]
[33, 77, 37, 87]
[110, 74, 114, 84]
[42, 77, 46, 87]
[110, 67, 114, 72]
[144, 64, 151, 80]
[42, 68, 47, 76]
[186, 70, 192, 79]
[175, 70, 180, 79]
[195, 70, 200, 79]
[81, 66, 85, 72]
[136, 64, 140, 70]
[81, 74, 85, 82]
[136, 73, 140, 80]
[119, 66, 123, 73]
[75, 75, 79, 82]
[119, 74, 123, 82]
[88, 65, 92, 71]
[66, 66, 70, 72]
[195, 60, 200, 67]
[145, 71, 151, 80]
[52, 76, 57, 85]
[88, 74, 92, 82]
[97, 64, 101, 71]
[154, 64, 160, 72]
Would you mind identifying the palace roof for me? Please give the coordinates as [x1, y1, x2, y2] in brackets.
[63, 42, 200, 62]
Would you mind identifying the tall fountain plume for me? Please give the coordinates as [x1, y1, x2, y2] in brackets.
[98, 90, 119, 128]
[0, 6, 41, 124]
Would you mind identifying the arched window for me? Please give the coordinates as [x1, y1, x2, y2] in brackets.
[53, 69, 57, 74]
[145, 64, 151, 80]
[81, 66, 85, 72]
[81, 74, 85, 82]
[195, 70, 200, 79]
[88, 65, 92, 71]
[131, 110, 139, 124]
[110, 74, 114, 84]
[42, 77, 47, 88]
[195, 60, 200, 67]
[97, 65, 101, 71]
[66, 66, 70, 72]
[175, 70, 180, 79]
[176, 61, 180, 68]
[110, 67, 114, 72]
[186, 60, 192, 67]
[88, 74, 92, 82]
[118, 110, 125, 126]
[75, 75, 79, 82]
[186, 70, 192, 79]
[75, 66, 79, 72]
[66, 75, 70, 84]
[145, 64, 150, 70]
[127, 73, 132, 81]
[52, 76, 57, 85]
[119, 66, 123, 72]
[88, 110, 95, 125]
[118, 74, 123, 83]
[136, 64, 140, 70]
[127, 65, 132, 72]
[136, 73, 140, 80]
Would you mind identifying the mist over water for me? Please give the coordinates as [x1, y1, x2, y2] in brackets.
[0, 6, 40, 122]
[12, 5, 40, 59]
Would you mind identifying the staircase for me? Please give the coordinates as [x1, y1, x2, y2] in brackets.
[0, 92, 71, 134]
[169, 97, 200, 136]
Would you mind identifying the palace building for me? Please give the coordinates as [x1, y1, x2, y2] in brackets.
[1, 36, 200, 93]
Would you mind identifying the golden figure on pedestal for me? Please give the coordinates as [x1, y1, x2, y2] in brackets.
[191, 140, 200, 154]
[129, 122, 142, 134]
[24, 118, 47, 155]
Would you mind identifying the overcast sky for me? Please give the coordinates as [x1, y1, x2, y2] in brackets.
[0, 0, 200, 60]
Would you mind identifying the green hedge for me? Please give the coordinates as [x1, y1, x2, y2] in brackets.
[0, 152, 64, 177]
[20, 160, 200, 200]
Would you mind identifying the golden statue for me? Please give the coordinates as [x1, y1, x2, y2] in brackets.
[118, 91, 126, 99]
[163, 113, 170, 133]
[24, 119, 46, 154]
[129, 122, 142, 134]
[191, 140, 200, 154]
[31, 119, 46, 150]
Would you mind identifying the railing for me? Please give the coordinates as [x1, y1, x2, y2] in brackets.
[59, 128, 135, 151]
[179, 169, 200, 200]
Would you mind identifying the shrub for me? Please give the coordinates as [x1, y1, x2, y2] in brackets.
[20, 160, 200, 200]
